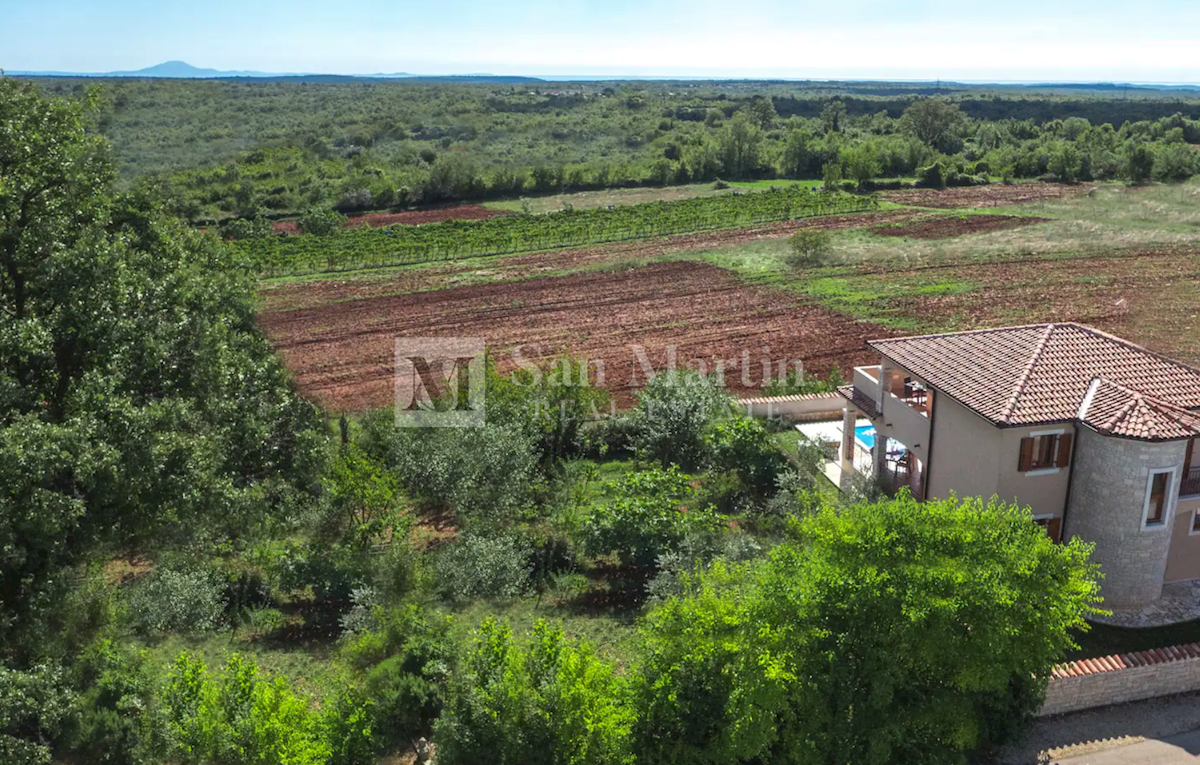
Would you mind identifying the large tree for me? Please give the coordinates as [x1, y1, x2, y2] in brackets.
[902, 97, 966, 150]
[635, 493, 1103, 765]
[0, 78, 324, 660]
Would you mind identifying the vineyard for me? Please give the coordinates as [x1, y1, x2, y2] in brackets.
[238, 187, 879, 277]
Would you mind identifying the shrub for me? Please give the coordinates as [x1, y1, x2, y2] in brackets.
[296, 206, 345, 236]
[69, 640, 159, 765]
[435, 531, 534, 601]
[125, 566, 228, 636]
[785, 228, 834, 269]
[584, 467, 720, 572]
[916, 161, 947, 189]
[434, 619, 633, 765]
[706, 417, 787, 495]
[630, 373, 730, 470]
[0, 664, 75, 765]
[218, 215, 274, 240]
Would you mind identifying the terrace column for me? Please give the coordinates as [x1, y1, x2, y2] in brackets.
[841, 406, 856, 469]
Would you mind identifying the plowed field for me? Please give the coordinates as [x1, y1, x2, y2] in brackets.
[873, 215, 1049, 240]
[260, 261, 889, 412]
[879, 183, 1086, 209]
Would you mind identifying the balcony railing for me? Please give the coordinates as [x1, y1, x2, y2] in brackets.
[1181, 468, 1200, 497]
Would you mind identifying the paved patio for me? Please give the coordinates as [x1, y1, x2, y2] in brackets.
[1090, 580, 1200, 628]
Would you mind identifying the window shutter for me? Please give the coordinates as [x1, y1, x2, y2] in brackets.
[1047, 518, 1063, 542]
[1018, 437, 1035, 472]
[1056, 433, 1074, 468]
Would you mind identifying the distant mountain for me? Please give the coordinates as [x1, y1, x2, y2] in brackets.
[6, 61, 543, 82]
[106, 60, 282, 78]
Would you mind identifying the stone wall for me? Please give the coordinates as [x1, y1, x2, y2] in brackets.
[738, 393, 844, 421]
[1039, 642, 1200, 716]
[1065, 428, 1185, 608]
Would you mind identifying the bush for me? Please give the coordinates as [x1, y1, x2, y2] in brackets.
[69, 640, 159, 765]
[218, 215, 274, 240]
[785, 228, 835, 269]
[296, 206, 345, 236]
[435, 531, 534, 601]
[161, 652, 375, 765]
[0, 664, 75, 765]
[434, 619, 633, 765]
[916, 161, 947, 189]
[584, 467, 720, 573]
[630, 373, 730, 470]
[125, 566, 228, 636]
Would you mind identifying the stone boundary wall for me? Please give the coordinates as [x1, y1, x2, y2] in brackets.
[737, 393, 843, 421]
[1039, 642, 1200, 716]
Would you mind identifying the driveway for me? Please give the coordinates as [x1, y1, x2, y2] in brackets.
[1053, 729, 1200, 764]
[991, 692, 1200, 764]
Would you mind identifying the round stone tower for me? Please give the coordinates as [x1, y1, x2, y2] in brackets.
[1064, 427, 1185, 608]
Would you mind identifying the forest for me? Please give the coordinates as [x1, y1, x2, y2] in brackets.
[30, 76, 1200, 223]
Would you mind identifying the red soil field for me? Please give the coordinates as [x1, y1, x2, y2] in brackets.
[271, 204, 506, 234]
[873, 214, 1050, 240]
[879, 182, 1086, 209]
[260, 261, 890, 412]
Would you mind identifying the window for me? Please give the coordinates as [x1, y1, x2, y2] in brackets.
[1018, 432, 1073, 473]
[1143, 470, 1172, 527]
[1033, 515, 1063, 542]
[1193, 509, 1200, 534]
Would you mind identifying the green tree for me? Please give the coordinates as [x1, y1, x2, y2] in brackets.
[717, 113, 764, 179]
[745, 96, 778, 130]
[0, 78, 324, 660]
[297, 206, 345, 236]
[630, 373, 729, 470]
[820, 99, 847, 133]
[584, 466, 716, 571]
[434, 619, 633, 765]
[786, 228, 834, 269]
[0, 664, 75, 765]
[842, 142, 883, 188]
[780, 129, 815, 178]
[902, 98, 966, 149]
[1125, 142, 1156, 184]
[638, 493, 1103, 765]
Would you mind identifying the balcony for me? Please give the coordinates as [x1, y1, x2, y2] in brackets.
[1182, 468, 1200, 497]
[853, 365, 882, 402]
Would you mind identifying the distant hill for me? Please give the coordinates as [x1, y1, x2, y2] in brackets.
[7, 60, 541, 83]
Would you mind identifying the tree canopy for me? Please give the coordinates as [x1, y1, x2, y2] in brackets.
[0, 77, 324, 661]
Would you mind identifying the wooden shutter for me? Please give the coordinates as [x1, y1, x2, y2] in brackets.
[1018, 437, 1035, 472]
[1046, 517, 1063, 542]
[1056, 433, 1074, 468]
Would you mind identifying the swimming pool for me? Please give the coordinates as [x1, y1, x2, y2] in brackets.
[855, 425, 877, 449]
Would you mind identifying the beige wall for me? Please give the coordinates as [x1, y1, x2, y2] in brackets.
[1166, 496, 1200, 583]
[926, 394, 1072, 519]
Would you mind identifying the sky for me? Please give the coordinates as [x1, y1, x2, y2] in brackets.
[3, 0, 1200, 82]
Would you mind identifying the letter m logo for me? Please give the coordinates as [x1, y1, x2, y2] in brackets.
[394, 338, 486, 428]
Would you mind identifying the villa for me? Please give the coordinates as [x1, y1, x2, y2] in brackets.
[818, 322, 1200, 611]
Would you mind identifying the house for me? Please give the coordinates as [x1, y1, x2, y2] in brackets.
[828, 322, 1200, 609]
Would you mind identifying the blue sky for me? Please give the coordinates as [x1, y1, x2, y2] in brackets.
[3, 0, 1199, 81]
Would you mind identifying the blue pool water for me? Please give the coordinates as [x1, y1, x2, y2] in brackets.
[855, 425, 877, 449]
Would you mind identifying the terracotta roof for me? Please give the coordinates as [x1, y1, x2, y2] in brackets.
[1050, 641, 1200, 679]
[867, 323, 1200, 439]
[1078, 377, 1200, 441]
[837, 384, 879, 419]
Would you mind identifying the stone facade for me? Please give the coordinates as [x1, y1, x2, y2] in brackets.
[1039, 643, 1200, 717]
[1065, 428, 1186, 608]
